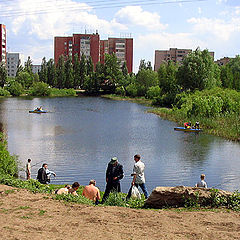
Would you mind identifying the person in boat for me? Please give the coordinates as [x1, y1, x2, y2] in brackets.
[195, 174, 207, 188]
[194, 121, 200, 129]
[184, 122, 191, 129]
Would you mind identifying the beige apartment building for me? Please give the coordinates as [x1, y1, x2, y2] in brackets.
[154, 48, 214, 71]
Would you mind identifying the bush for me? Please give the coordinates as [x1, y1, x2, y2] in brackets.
[146, 86, 161, 99]
[16, 71, 34, 88]
[0, 133, 18, 176]
[29, 81, 51, 96]
[49, 88, 77, 97]
[6, 82, 23, 96]
[0, 87, 10, 96]
[115, 86, 126, 96]
[126, 84, 138, 97]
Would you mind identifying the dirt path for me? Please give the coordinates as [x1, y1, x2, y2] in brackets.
[0, 185, 240, 240]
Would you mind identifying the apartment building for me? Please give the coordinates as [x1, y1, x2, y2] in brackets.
[100, 37, 133, 73]
[215, 57, 231, 66]
[154, 48, 192, 71]
[0, 24, 6, 64]
[7, 52, 24, 77]
[32, 65, 42, 74]
[54, 33, 100, 67]
[154, 48, 215, 71]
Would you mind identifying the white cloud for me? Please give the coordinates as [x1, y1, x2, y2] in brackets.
[115, 6, 167, 31]
[188, 17, 240, 41]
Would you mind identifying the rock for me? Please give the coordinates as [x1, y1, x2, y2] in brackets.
[145, 186, 232, 209]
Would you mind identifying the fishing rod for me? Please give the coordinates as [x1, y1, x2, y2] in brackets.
[212, 176, 240, 189]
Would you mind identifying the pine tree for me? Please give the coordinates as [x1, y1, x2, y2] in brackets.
[56, 55, 66, 88]
[65, 56, 74, 88]
[79, 54, 87, 88]
[47, 59, 56, 87]
[39, 57, 48, 83]
[73, 54, 80, 88]
[0, 61, 7, 87]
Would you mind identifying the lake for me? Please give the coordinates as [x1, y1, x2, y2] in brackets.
[0, 96, 239, 193]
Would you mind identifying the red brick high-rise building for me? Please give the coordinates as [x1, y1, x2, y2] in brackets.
[54, 33, 100, 67]
[0, 24, 6, 64]
[100, 37, 133, 73]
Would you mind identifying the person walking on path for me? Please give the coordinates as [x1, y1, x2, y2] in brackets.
[82, 180, 101, 205]
[37, 163, 48, 184]
[195, 174, 208, 188]
[26, 159, 31, 180]
[127, 154, 149, 199]
[102, 157, 124, 203]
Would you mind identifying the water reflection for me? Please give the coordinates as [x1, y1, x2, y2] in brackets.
[0, 97, 239, 193]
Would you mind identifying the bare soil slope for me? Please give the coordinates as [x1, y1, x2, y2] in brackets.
[0, 185, 240, 240]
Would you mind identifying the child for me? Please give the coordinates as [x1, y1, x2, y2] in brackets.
[195, 174, 207, 188]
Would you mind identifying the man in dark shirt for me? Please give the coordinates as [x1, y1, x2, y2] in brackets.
[102, 157, 124, 203]
[37, 163, 48, 184]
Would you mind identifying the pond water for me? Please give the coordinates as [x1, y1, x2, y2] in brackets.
[0, 96, 239, 193]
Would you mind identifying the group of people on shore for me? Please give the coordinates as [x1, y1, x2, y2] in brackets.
[26, 155, 207, 204]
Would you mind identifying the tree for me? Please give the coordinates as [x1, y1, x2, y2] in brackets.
[16, 71, 33, 89]
[16, 59, 24, 77]
[47, 59, 56, 87]
[0, 62, 7, 87]
[138, 59, 147, 71]
[178, 48, 220, 91]
[135, 69, 158, 96]
[103, 53, 122, 90]
[56, 55, 66, 88]
[24, 56, 33, 75]
[86, 56, 94, 78]
[121, 61, 128, 77]
[39, 57, 48, 83]
[220, 65, 233, 89]
[64, 56, 74, 88]
[79, 54, 87, 88]
[73, 54, 80, 88]
[6, 81, 23, 96]
[226, 56, 240, 91]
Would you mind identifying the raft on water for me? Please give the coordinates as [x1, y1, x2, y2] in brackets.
[174, 127, 203, 132]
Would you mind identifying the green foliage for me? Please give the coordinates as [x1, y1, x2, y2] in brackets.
[115, 86, 126, 96]
[47, 59, 56, 87]
[6, 81, 23, 96]
[73, 54, 81, 88]
[0, 87, 10, 96]
[174, 88, 240, 118]
[126, 83, 138, 97]
[79, 54, 87, 88]
[54, 193, 94, 205]
[29, 81, 51, 96]
[39, 57, 48, 83]
[64, 56, 74, 89]
[146, 86, 161, 99]
[49, 88, 76, 97]
[16, 71, 34, 89]
[178, 48, 220, 91]
[24, 56, 33, 75]
[0, 133, 18, 176]
[0, 61, 7, 87]
[103, 192, 145, 208]
[136, 69, 158, 96]
[56, 55, 66, 89]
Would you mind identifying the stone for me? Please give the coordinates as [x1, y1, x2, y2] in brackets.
[145, 186, 232, 209]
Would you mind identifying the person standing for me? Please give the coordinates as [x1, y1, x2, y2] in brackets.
[127, 154, 149, 199]
[102, 157, 124, 202]
[26, 159, 31, 180]
[82, 180, 101, 204]
[37, 163, 48, 184]
[195, 174, 207, 188]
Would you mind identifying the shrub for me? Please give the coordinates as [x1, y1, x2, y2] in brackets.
[49, 88, 77, 97]
[6, 82, 23, 96]
[115, 86, 126, 96]
[29, 82, 51, 96]
[146, 86, 161, 99]
[126, 83, 138, 97]
[0, 87, 10, 96]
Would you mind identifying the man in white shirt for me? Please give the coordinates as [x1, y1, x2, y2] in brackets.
[195, 174, 207, 188]
[127, 154, 149, 199]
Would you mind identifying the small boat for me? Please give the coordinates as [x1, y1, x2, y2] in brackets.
[29, 109, 47, 113]
[174, 127, 203, 132]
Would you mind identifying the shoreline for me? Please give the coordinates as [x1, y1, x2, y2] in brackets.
[101, 94, 240, 142]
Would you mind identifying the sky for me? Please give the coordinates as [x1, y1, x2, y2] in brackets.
[0, 0, 240, 72]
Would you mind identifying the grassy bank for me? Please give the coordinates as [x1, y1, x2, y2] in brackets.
[102, 94, 240, 142]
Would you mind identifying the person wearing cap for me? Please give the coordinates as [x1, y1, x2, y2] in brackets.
[127, 154, 149, 199]
[102, 157, 124, 203]
[195, 174, 207, 188]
